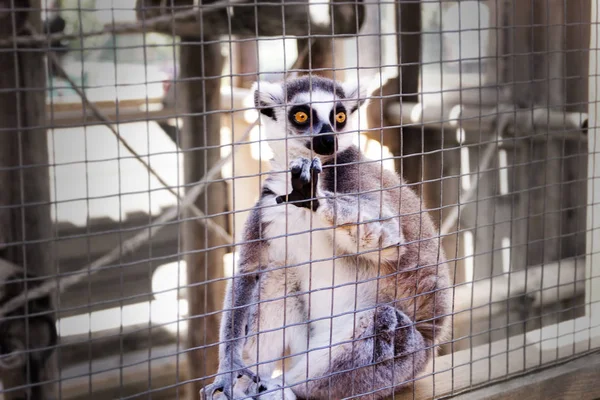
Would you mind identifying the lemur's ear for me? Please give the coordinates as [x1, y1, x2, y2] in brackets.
[342, 80, 368, 114]
[252, 81, 284, 120]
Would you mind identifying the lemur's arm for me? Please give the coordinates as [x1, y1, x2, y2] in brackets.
[316, 187, 404, 262]
[276, 156, 405, 263]
[217, 272, 258, 372]
[201, 210, 263, 399]
[200, 271, 258, 400]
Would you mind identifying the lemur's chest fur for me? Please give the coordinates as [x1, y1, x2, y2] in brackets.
[257, 149, 380, 333]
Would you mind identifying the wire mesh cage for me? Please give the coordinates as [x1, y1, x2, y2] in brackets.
[0, 0, 598, 399]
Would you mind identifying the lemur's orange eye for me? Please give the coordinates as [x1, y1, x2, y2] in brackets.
[294, 111, 308, 123]
[335, 111, 346, 124]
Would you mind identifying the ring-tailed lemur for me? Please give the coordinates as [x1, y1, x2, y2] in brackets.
[201, 76, 451, 400]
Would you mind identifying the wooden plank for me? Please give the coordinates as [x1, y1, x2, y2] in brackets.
[57, 323, 177, 369]
[48, 97, 163, 113]
[451, 256, 586, 350]
[46, 104, 177, 129]
[58, 344, 188, 400]
[400, 324, 600, 400]
[451, 352, 600, 400]
[53, 213, 181, 318]
[55, 317, 600, 400]
[45, 85, 250, 129]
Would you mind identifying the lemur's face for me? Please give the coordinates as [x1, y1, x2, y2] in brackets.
[252, 76, 366, 159]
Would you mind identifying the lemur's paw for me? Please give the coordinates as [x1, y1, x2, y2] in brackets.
[290, 157, 312, 184]
[276, 157, 321, 211]
[201, 377, 235, 400]
[393, 309, 419, 357]
[373, 307, 416, 362]
[349, 214, 403, 254]
[379, 217, 404, 249]
[252, 376, 297, 400]
[372, 306, 400, 362]
[394, 309, 413, 328]
[375, 306, 399, 333]
[201, 368, 260, 400]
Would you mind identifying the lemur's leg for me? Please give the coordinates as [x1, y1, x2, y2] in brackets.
[226, 266, 302, 400]
[202, 260, 304, 400]
[276, 157, 404, 262]
[242, 267, 306, 379]
[284, 306, 429, 400]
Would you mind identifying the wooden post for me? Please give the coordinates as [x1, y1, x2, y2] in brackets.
[0, 0, 55, 398]
[180, 37, 228, 398]
[296, 38, 335, 79]
[366, 0, 423, 183]
[232, 41, 258, 89]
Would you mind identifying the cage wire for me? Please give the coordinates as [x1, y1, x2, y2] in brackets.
[0, 0, 598, 399]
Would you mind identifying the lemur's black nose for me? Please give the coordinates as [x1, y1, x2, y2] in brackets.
[312, 125, 336, 155]
[319, 124, 333, 134]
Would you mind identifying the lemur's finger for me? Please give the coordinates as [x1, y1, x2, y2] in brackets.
[309, 158, 321, 199]
[237, 367, 260, 383]
[200, 381, 226, 400]
[290, 157, 311, 186]
[310, 157, 323, 173]
[375, 306, 399, 333]
[300, 160, 312, 185]
[290, 157, 308, 174]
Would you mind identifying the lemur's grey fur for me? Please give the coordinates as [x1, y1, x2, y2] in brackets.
[201, 76, 451, 400]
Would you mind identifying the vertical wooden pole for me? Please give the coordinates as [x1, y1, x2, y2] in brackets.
[232, 41, 258, 89]
[365, 0, 423, 187]
[0, 0, 54, 398]
[297, 38, 335, 79]
[561, 0, 589, 262]
[180, 38, 228, 398]
[396, 0, 423, 188]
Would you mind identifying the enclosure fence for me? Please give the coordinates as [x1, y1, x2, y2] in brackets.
[0, 0, 599, 399]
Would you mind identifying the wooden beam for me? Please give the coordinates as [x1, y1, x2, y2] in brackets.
[134, 0, 365, 38]
[0, 0, 55, 398]
[180, 36, 228, 398]
[45, 85, 250, 128]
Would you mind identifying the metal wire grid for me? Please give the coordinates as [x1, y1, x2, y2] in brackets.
[0, 0, 597, 399]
